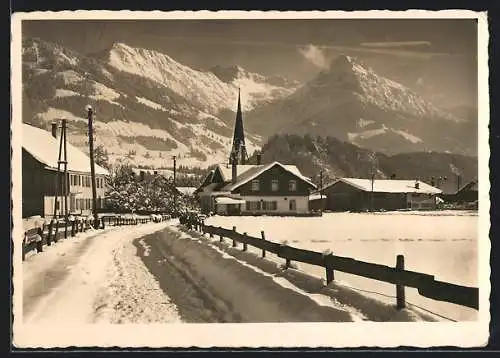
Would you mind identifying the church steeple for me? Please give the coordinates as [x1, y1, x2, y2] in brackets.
[229, 88, 248, 165]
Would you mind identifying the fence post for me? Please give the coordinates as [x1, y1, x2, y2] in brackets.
[101, 217, 105, 229]
[396, 254, 406, 310]
[64, 219, 68, 239]
[22, 235, 26, 261]
[46, 220, 53, 246]
[53, 219, 59, 242]
[242, 232, 248, 251]
[232, 226, 237, 247]
[261, 231, 266, 258]
[281, 243, 291, 269]
[36, 226, 44, 253]
[71, 219, 76, 237]
[324, 252, 335, 284]
[219, 226, 223, 242]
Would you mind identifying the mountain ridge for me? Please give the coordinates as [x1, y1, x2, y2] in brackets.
[245, 54, 477, 156]
[21, 37, 298, 168]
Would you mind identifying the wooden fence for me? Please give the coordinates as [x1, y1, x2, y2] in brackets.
[183, 218, 479, 311]
[22, 214, 169, 261]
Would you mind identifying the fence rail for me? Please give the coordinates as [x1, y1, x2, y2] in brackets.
[22, 214, 169, 261]
[184, 218, 478, 311]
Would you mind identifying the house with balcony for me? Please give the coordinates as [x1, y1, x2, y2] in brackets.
[22, 123, 109, 218]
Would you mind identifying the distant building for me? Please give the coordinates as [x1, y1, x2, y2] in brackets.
[195, 90, 317, 216]
[22, 123, 109, 218]
[176, 186, 197, 196]
[320, 178, 442, 212]
[132, 168, 174, 181]
[453, 179, 478, 203]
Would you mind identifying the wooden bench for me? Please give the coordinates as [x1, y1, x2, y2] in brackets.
[22, 226, 44, 260]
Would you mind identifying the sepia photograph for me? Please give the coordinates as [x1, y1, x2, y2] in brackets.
[11, 10, 489, 348]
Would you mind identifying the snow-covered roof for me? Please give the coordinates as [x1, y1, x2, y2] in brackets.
[217, 164, 259, 182]
[331, 178, 442, 194]
[176, 186, 197, 196]
[215, 197, 246, 205]
[309, 193, 325, 201]
[222, 161, 317, 192]
[23, 123, 109, 175]
[131, 167, 174, 177]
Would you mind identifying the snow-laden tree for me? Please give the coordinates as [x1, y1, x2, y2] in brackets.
[105, 163, 198, 215]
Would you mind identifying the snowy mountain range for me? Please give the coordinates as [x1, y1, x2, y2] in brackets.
[245, 55, 477, 156]
[21, 38, 477, 171]
[21, 38, 298, 168]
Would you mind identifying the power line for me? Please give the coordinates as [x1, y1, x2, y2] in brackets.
[334, 282, 458, 322]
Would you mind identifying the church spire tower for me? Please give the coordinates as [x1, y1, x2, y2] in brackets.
[229, 88, 248, 165]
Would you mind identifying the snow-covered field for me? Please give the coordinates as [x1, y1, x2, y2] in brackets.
[205, 211, 479, 322]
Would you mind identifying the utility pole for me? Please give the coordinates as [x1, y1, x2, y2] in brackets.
[370, 173, 375, 212]
[53, 122, 63, 219]
[319, 170, 324, 214]
[172, 155, 177, 216]
[172, 155, 177, 185]
[62, 119, 69, 222]
[87, 105, 99, 228]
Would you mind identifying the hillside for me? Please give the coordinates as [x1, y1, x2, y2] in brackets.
[21, 38, 298, 168]
[251, 134, 477, 193]
[245, 54, 477, 156]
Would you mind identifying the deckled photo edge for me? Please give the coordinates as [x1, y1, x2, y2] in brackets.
[11, 9, 490, 349]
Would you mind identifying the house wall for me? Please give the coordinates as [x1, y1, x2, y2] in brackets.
[322, 181, 365, 211]
[323, 181, 410, 211]
[240, 195, 309, 214]
[234, 164, 313, 197]
[407, 193, 437, 210]
[22, 149, 45, 218]
[23, 149, 107, 218]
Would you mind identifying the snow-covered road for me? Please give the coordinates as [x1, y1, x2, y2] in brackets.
[22, 222, 181, 324]
[22, 218, 439, 326]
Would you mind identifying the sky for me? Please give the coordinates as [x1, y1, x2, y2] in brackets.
[22, 19, 478, 106]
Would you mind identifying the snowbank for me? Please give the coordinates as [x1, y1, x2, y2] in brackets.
[174, 224, 436, 322]
[204, 212, 479, 321]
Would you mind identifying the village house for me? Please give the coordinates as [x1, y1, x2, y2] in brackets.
[195, 160, 317, 215]
[132, 167, 174, 181]
[317, 178, 442, 212]
[22, 123, 109, 218]
[195, 90, 317, 216]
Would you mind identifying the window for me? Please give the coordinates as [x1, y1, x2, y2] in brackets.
[251, 179, 260, 192]
[289, 199, 296, 211]
[262, 201, 277, 211]
[247, 201, 261, 211]
[271, 179, 279, 192]
[289, 180, 297, 192]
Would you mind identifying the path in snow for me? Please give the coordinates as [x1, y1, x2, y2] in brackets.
[138, 224, 354, 323]
[22, 222, 180, 324]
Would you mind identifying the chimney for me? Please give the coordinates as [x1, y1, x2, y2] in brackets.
[414, 180, 420, 189]
[232, 160, 237, 185]
[256, 153, 262, 165]
[51, 122, 58, 138]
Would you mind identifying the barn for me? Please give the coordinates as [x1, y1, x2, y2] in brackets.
[22, 123, 109, 218]
[321, 178, 442, 212]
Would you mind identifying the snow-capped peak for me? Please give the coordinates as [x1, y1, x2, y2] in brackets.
[322, 54, 462, 121]
[106, 43, 299, 113]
